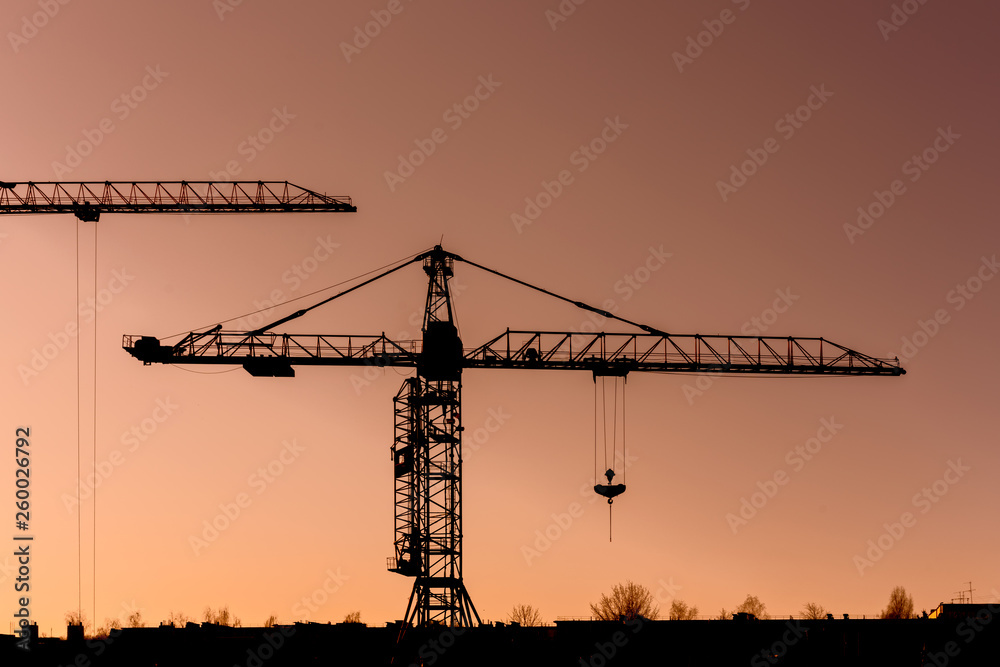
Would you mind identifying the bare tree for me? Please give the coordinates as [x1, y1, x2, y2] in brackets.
[204, 605, 241, 627]
[93, 617, 121, 639]
[126, 610, 144, 628]
[64, 610, 90, 636]
[880, 586, 915, 619]
[802, 602, 827, 620]
[264, 614, 278, 628]
[167, 611, 189, 627]
[668, 600, 699, 620]
[590, 581, 660, 621]
[509, 604, 543, 626]
[167, 611, 191, 628]
[734, 594, 769, 620]
[343, 611, 363, 624]
[717, 607, 729, 620]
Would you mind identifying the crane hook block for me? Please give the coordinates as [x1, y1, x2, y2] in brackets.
[594, 468, 626, 503]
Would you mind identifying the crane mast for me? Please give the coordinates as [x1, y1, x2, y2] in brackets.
[388, 248, 479, 626]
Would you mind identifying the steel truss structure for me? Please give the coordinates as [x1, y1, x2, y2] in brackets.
[0, 180, 355, 220]
[122, 245, 905, 627]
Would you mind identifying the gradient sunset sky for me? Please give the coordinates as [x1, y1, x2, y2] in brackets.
[2, 0, 999, 635]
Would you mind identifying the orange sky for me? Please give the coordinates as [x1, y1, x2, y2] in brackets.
[2, 0, 999, 636]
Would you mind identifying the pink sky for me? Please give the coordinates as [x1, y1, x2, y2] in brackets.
[2, 0, 999, 635]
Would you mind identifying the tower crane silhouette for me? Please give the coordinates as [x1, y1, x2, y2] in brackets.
[120, 244, 905, 628]
[0, 182, 905, 628]
[0, 178, 356, 629]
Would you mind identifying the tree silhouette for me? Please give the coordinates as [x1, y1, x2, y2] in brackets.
[167, 611, 189, 627]
[264, 614, 278, 628]
[509, 603, 543, 626]
[802, 602, 827, 620]
[126, 609, 144, 628]
[880, 586, 915, 619]
[64, 610, 90, 636]
[734, 594, 769, 619]
[668, 600, 699, 620]
[590, 581, 659, 621]
[204, 605, 241, 627]
[93, 617, 121, 639]
[343, 611, 363, 624]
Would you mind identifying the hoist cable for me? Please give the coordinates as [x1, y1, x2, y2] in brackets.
[601, 376, 608, 470]
[75, 220, 82, 624]
[92, 219, 98, 629]
[593, 379, 598, 482]
[612, 376, 618, 474]
[622, 376, 627, 484]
